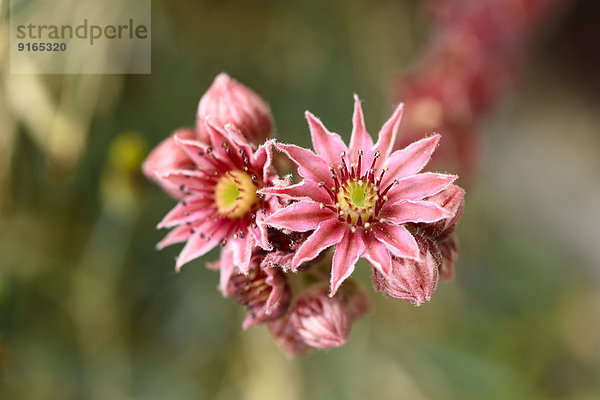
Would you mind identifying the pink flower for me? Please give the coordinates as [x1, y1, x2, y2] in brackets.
[197, 73, 274, 146]
[154, 119, 277, 276]
[262, 95, 457, 296]
[372, 235, 441, 306]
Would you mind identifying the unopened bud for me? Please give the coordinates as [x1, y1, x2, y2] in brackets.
[288, 286, 350, 350]
[438, 236, 458, 281]
[268, 317, 311, 358]
[418, 184, 464, 240]
[197, 73, 274, 146]
[336, 280, 372, 322]
[373, 235, 441, 306]
[226, 263, 290, 330]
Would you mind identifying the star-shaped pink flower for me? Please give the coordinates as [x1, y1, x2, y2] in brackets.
[154, 119, 277, 287]
[262, 95, 458, 296]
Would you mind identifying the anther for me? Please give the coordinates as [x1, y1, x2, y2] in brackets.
[220, 239, 227, 246]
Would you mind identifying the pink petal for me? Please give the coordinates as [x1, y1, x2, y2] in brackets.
[362, 231, 392, 276]
[142, 129, 197, 199]
[218, 250, 236, 295]
[381, 134, 440, 188]
[157, 196, 214, 228]
[253, 139, 276, 183]
[265, 202, 335, 232]
[224, 123, 253, 155]
[174, 135, 227, 171]
[386, 173, 457, 203]
[259, 179, 332, 204]
[157, 223, 201, 250]
[203, 117, 230, 149]
[292, 219, 346, 270]
[380, 200, 454, 224]
[306, 111, 348, 166]
[276, 143, 331, 184]
[371, 103, 404, 160]
[251, 211, 273, 251]
[348, 95, 373, 161]
[157, 170, 214, 195]
[372, 223, 419, 259]
[142, 129, 197, 175]
[224, 122, 252, 153]
[226, 235, 253, 274]
[176, 222, 230, 270]
[330, 230, 365, 296]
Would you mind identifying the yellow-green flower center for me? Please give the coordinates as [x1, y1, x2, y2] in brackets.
[336, 179, 378, 224]
[215, 170, 258, 218]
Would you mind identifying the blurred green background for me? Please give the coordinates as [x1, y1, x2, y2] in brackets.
[1, 0, 599, 399]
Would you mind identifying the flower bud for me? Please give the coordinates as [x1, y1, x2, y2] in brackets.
[197, 73, 273, 146]
[418, 184, 464, 240]
[141, 128, 196, 199]
[268, 317, 311, 358]
[288, 286, 350, 350]
[336, 280, 371, 322]
[438, 236, 458, 281]
[373, 235, 441, 306]
[226, 263, 291, 330]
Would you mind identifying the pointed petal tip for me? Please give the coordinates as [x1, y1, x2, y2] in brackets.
[175, 262, 184, 273]
[305, 110, 319, 123]
[213, 72, 231, 85]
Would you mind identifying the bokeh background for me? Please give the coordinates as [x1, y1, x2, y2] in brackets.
[1, 0, 599, 399]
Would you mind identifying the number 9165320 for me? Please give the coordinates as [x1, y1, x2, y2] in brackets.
[17, 42, 66, 51]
